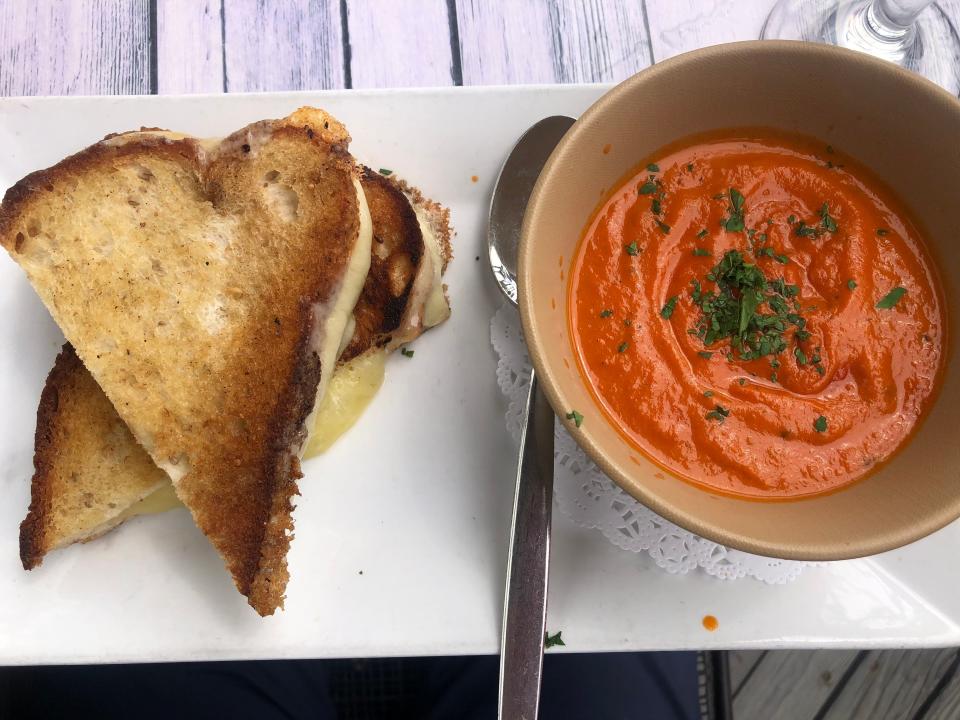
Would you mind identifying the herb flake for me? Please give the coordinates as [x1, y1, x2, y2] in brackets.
[545, 631, 566, 648]
[876, 287, 906, 309]
[706, 404, 730, 422]
[661, 295, 679, 319]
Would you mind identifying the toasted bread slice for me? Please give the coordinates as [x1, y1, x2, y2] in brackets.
[344, 167, 452, 360]
[19, 168, 453, 572]
[19, 345, 169, 570]
[1, 109, 372, 615]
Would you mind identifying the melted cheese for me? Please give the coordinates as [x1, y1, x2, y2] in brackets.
[300, 177, 373, 456]
[116, 481, 184, 518]
[414, 208, 451, 329]
[120, 352, 386, 518]
[303, 349, 387, 459]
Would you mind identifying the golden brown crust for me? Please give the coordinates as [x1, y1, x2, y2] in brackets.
[1, 109, 360, 615]
[18, 346, 74, 570]
[392, 177, 454, 271]
[341, 167, 424, 362]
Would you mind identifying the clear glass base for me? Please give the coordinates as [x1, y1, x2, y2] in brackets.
[762, 0, 960, 96]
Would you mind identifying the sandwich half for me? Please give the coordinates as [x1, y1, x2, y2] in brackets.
[18, 165, 452, 576]
[1, 109, 376, 615]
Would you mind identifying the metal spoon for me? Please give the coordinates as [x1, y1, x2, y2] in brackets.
[488, 115, 575, 720]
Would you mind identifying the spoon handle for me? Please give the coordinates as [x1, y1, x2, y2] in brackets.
[498, 370, 555, 720]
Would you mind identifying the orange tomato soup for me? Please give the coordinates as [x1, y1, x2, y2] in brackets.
[569, 130, 945, 499]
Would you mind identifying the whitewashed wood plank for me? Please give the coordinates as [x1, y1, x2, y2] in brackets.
[346, 0, 455, 88]
[156, 0, 224, 94]
[222, 0, 344, 92]
[643, 0, 775, 63]
[0, 0, 150, 96]
[821, 649, 957, 720]
[919, 652, 960, 720]
[729, 649, 766, 696]
[456, 0, 651, 85]
[733, 649, 860, 720]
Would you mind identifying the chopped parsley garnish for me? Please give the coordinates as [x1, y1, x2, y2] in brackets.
[656, 220, 671, 234]
[646, 163, 660, 172]
[706, 404, 730, 422]
[756, 246, 789, 264]
[692, 247, 711, 257]
[704, 390, 714, 397]
[625, 241, 640, 256]
[794, 347, 807, 365]
[847, 279, 857, 291]
[697, 228, 708, 239]
[819, 203, 838, 233]
[617, 341, 629, 353]
[795, 203, 839, 238]
[687, 163, 694, 172]
[697, 351, 713, 359]
[661, 295, 679, 319]
[638, 180, 657, 195]
[651, 197, 662, 214]
[876, 287, 906, 309]
[545, 631, 566, 648]
[814, 415, 828, 433]
[599, 308, 613, 318]
[566, 410, 584, 428]
[400, 347, 414, 358]
[787, 214, 797, 224]
[378, 168, 393, 176]
[689, 250, 809, 363]
[723, 187, 746, 232]
[876, 228, 889, 236]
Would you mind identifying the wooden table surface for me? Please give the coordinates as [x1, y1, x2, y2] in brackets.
[4, 2, 960, 718]
[1, 0, 956, 98]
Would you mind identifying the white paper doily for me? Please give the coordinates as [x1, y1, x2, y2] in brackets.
[491, 303, 812, 584]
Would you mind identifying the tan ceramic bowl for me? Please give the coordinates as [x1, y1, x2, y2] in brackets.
[519, 41, 960, 560]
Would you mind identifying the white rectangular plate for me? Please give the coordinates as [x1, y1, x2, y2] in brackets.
[1, 87, 960, 665]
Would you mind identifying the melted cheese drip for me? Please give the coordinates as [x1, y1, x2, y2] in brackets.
[303, 349, 387, 458]
[120, 352, 386, 517]
[414, 208, 451, 329]
[300, 176, 373, 456]
[116, 481, 185, 517]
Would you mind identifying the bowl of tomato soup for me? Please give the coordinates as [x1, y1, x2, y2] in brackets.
[518, 41, 960, 559]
